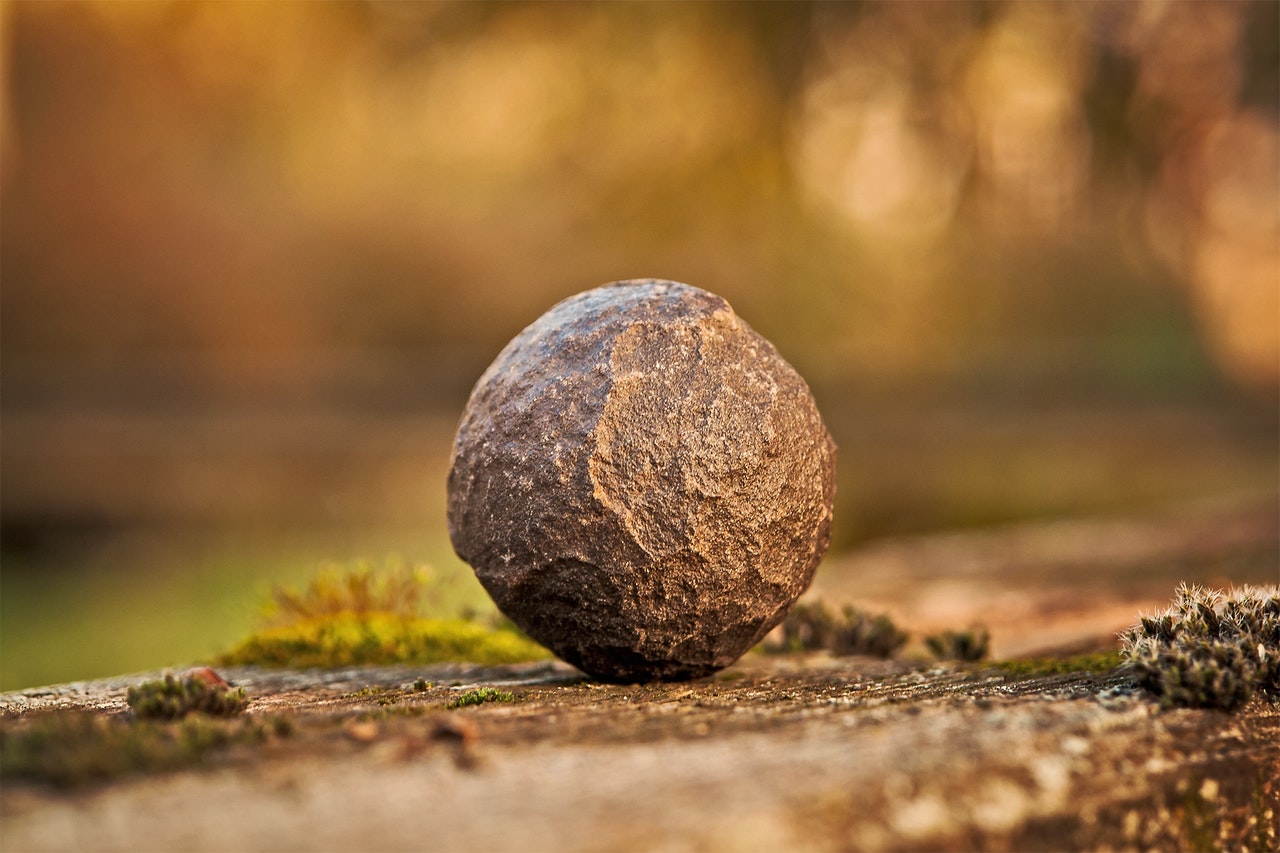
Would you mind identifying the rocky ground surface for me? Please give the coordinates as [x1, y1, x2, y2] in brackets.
[2, 497, 1277, 852]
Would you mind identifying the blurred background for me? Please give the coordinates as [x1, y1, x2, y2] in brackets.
[2, 0, 1277, 690]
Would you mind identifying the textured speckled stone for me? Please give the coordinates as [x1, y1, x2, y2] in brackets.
[447, 279, 836, 682]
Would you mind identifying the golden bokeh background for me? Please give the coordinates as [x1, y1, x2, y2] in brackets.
[1, 1, 1276, 688]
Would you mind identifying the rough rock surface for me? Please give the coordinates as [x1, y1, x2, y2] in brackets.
[447, 279, 836, 682]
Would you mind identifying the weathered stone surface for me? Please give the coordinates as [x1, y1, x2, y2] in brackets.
[446, 279, 836, 682]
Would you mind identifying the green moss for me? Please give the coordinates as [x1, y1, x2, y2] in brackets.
[765, 602, 909, 658]
[925, 626, 991, 662]
[217, 613, 550, 669]
[341, 686, 408, 706]
[0, 711, 283, 789]
[992, 651, 1123, 678]
[447, 687, 515, 708]
[127, 673, 248, 719]
[216, 559, 552, 669]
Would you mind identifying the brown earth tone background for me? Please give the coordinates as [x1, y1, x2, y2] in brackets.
[2, 0, 1277, 690]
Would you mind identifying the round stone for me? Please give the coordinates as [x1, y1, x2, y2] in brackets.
[446, 279, 836, 682]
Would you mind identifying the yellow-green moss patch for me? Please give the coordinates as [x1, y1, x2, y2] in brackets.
[215, 558, 552, 669]
[217, 613, 551, 669]
[991, 651, 1124, 678]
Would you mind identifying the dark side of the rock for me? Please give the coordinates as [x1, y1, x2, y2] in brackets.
[446, 279, 837, 682]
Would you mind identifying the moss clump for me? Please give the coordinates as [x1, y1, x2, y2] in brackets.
[767, 602, 909, 658]
[924, 626, 991, 662]
[1116, 578, 1274, 712]
[217, 559, 551, 669]
[1119, 583, 1279, 711]
[0, 712, 279, 789]
[127, 673, 248, 719]
[447, 687, 515, 708]
[218, 613, 550, 669]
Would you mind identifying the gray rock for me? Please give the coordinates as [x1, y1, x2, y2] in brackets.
[447, 279, 836, 682]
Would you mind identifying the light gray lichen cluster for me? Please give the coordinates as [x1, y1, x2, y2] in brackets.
[1119, 583, 1279, 711]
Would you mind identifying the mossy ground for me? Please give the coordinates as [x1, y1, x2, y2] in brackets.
[0, 562, 547, 789]
[216, 613, 550, 669]
[0, 711, 290, 789]
[4, 654, 1277, 852]
[447, 687, 516, 708]
[991, 650, 1124, 678]
[0, 672, 531, 788]
[213, 559, 551, 670]
[6, 567, 1279, 850]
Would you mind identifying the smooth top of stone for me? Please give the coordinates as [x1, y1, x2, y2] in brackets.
[446, 279, 836, 682]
